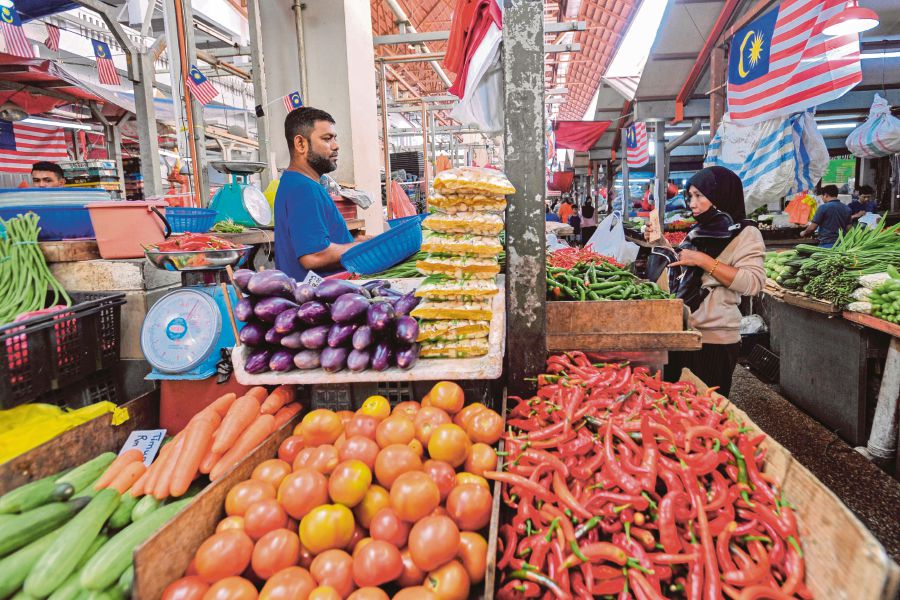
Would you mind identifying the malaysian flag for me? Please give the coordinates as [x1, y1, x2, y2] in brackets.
[625, 123, 649, 168]
[92, 39, 120, 85]
[185, 64, 219, 105]
[44, 23, 60, 52]
[726, 0, 861, 125]
[0, 121, 68, 174]
[282, 90, 303, 112]
[0, 3, 34, 59]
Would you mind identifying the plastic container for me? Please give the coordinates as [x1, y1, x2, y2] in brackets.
[388, 213, 427, 229]
[0, 188, 111, 204]
[0, 292, 126, 409]
[340, 214, 424, 275]
[86, 201, 171, 259]
[165, 207, 217, 233]
[0, 205, 95, 240]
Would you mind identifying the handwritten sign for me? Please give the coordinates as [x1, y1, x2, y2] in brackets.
[303, 270, 324, 288]
[120, 429, 167, 466]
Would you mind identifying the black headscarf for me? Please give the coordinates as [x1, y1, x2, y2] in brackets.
[687, 166, 747, 222]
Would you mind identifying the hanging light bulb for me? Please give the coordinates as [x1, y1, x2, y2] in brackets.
[823, 0, 879, 36]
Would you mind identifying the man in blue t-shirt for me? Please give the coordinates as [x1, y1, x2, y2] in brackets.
[848, 184, 878, 222]
[274, 107, 364, 281]
[800, 184, 851, 249]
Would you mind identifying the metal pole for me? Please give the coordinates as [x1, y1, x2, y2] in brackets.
[247, 0, 272, 188]
[380, 63, 392, 219]
[653, 121, 667, 235]
[429, 111, 436, 170]
[858, 338, 900, 464]
[620, 131, 630, 211]
[180, 0, 209, 204]
[133, 50, 163, 198]
[421, 102, 429, 201]
[709, 46, 726, 137]
[291, 0, 309, 102]
[503, 0, 546, 397]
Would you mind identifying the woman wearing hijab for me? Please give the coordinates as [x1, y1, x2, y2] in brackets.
[645, 166, 765, 396]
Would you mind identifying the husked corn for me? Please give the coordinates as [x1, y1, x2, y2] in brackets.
[416, 255, 500, 279]
[411, 298, 493, 321]
[423, 212, 504, 235]
[415, 278, 499, 299]
[421, 232, 503, 258]
[432, 166, 516, 196]
[420, 337, 490, 358]
[416, 319, 491, 342]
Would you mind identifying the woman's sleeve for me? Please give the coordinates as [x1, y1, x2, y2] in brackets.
[728, 228, 766, 296]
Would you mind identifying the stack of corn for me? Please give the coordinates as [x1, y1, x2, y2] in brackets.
[411, 166, 513, 358]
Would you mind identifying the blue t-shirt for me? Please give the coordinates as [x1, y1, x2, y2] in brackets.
[274, 171, 354, 281]
[545, 213, 561, 223]
[812, 200, 851, 247]
[847, 199, 877, 214]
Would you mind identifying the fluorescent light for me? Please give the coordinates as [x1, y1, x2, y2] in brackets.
[816, 122, 858, 130]
[22, 117, 93, 131]
[823, 2, 879, 36]
[861, 51, 900, 60]
[663, 130, 710, 138]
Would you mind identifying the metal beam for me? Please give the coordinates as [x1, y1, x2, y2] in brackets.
[544, 43, 581, 53]
[247, 0, 271, 188]
[653, 122, 667, 235]
[372, 20, 585, 45]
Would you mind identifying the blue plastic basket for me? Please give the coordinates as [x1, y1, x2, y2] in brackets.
[387, 213, 427, 229]
[166, 207, 217, 233]
[341, 214, 424, 275]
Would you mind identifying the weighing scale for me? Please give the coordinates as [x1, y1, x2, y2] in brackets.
[209, 161, 272, 227]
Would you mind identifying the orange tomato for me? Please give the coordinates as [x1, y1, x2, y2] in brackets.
[352, 540, 403, 588]
[353, 485, 389, 529]
[310, 549, 355, 598]
[243, 499, 288, 541]
[216, 516, 244, 533]
[299, 409, 344, 446]
[225, 480, 276, 517]
[424, 560, 470, 600]
[251, 528, 300, 580]
[278, 467, 328, 520]
[413, 407, 451, 446]
[455, 472, 490, 491]
[358, 395, 391, 421]
[393, 587, 437, 600]
[407, 515, 460, 571]
[396, 548, 426, 587]
[251, 459, 291, 489]
[336, 410, 355, 425]
[422, 460, 456, 501]
[375, 415, 416, 448]
[427, 382, 465, 415]
[277, 436, 305, 464]
[427, 424, 471, 468]
[345, 414, 380, 440]
[464, 443, 498, 476]
[346, 523, 366, 552]
[338, 436, 380, 470]
[466, 409, 503, 445]
[352, 537, 374, 558]
[373, 444, 422, 489]
[389, 471, 440, 522]
[391, 401, 420, 420]
[446, 484, 492, 531]
[328, 459, 372, 507]
[368, 507, 411, 547]
[307, 586, 342, 600]
[348, 588, 390, 600]
[258, 566, 316, 600]
[194, 529, 254, 583]
[203, 576, 257, 600]
[452, 403, 486, 431]
[299, 504, 355, 554]
[407, 439, 424, 458]
[457, 532, 488, 583]
[162, 576, 208, 600]
[293, 444, 339, 475]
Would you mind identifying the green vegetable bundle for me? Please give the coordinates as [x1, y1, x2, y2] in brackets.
[547, 261, 672, 301]
[870, 266, 900, 324]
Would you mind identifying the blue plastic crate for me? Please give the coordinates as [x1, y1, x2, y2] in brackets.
[387, 213, 427, 229]
[341, 214, 424, 275]
[0, 205, 94, 240]
[166, 207, 217, 233]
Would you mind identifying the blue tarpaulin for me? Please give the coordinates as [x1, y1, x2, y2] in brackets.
[17, 1, 78, 21]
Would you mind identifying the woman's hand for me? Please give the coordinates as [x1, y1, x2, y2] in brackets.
[669, 249, 715, 270]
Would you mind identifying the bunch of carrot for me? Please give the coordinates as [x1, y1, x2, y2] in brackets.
[93, 385, 301, 500]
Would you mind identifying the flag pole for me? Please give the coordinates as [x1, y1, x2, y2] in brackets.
[620, 130, 630, 209]
[172, 0, 204, 208]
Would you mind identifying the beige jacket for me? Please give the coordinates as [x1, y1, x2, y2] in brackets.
[689, 227, 766, 344]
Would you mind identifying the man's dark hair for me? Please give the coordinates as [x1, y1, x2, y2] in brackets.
[821, 184, 839, 198]
[284, 107, 335, 155]
[31, 161, 64, 179]
[858, 184, 874, 195]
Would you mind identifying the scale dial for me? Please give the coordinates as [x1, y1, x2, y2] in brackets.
[242, 186, 272, 226]
[140, 289, 223, 374]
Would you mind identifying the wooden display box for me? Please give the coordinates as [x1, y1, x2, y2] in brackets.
[546, 298, 701, 352]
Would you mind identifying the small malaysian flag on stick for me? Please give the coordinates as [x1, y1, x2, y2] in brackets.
[44, 23, 60, 52]
[282, 90, 303, 112]
[625, 122, 649, 168]
[186, 64, 219, 105]
[0, 2, 34, 59]
[92, 39, 120, 85]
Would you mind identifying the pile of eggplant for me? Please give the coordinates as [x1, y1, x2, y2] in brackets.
[232, 269, 422, 375]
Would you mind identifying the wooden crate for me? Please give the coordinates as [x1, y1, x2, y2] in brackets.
[782, 289, 841, 315]
[546, 299, 701, 352]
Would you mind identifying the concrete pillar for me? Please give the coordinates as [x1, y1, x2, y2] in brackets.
[260, 0, 383, 234]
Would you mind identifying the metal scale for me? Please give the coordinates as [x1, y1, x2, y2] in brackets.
[208, 161, 272, 227]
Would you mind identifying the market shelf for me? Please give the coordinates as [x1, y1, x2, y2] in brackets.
[843, 310, 900, 338]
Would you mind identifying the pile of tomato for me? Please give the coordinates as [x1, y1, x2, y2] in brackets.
[162, 382, 504, 600]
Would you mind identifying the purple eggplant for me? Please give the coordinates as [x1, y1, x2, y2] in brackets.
[238, 321, 266, 346]
[300, 325, 330, 350]
[281, 330, 305, 349]
[264, 327, 286, 345]
[371, 342, 393, 372]
[394, 293, 421, 316]
[371, 285, 403, 299]
[253, 297, 299, 323]
[395, 316, 419, 345]
[293, 283, 316, 305]
[347, 348, 371, 372]
[234, 297, 254, 322]
[367, 302, 396, 332]
[269, 349, 296, 372]
[362, 280, 390, 293]
[296, 301, 329, 326]
[244, 347, 272, 374]
[352, 325, 374, 351]
[274, 307, 300, 334]
[395, 344, 420, 370]
[248, 270, 294, 298]
[321, 346, 349, 373]
[327, 323, 357, 348]
[293, 349, 321, 370]
[232, 269, 254, 292]
[315, 279, 368, 303]
[331, 294, 370, 324]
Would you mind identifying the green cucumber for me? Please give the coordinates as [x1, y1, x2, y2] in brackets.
[0, 529, 64, 598]
[130, 495, 159, 523]
[107, 494, 139, 531]
[115, 567, 133, 597]
[10, 590, 37, 600]
[0, 497, 90, 556]
[50, 484, 75, 503]
[0, 471, 70, 514]
[80, 497, 190, 591]
[84, 588, 123, 600]
[24, 489, 120, 598]
[46, 534, 109, 600]
[56, 455, 116, 495]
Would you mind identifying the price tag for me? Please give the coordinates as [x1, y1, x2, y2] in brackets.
[120, 429, 167, 466]
[303, 270, 324, 288]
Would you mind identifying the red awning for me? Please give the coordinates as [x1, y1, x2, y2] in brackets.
[549, 171, 575, 193]
[0, 55, 107, 115]
[553, 120, 612, 151]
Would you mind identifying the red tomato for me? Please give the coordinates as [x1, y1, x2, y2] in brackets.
[202, 576, 257, 600]
[424, 560, 470, 600]
[328, 459, 373, 507]
[345, 523, 367, 552]
[299, 409, 344, 446]
[277, 436, 305, 464]
[251, 459, 292, 489]
[186, 558, 199, 576]
[336, 410, 355, 425]
[299, 504, 355, 554]
[464, 443, 497, 477]
[337, 436, 380, 470]
[389, 471, 440, 522]
[250, 528, 300, 580]
[243, 499, 288, 541]
[352, 537, 373, 558]
[368, 507, 411, 547]
[392, 587, 437, 600]
[309, 549, 356, 598]
[422, 460, 456, 501]
[278, 468, 328, 520]
[298, 542, 314, 569]
[457, 532, 488, 583]
[466, 409, 503, 445]
[413, 407, 451, 446]
[352, 540, 403, 587]
[345, 414, 379, 440]
[293, 445, 339, 475]
[258, 566, 316, 600]
[446, 484, 492, 531]
[427, 424, 471, 468]
[391, 401, 420, 420]
[194, 529, 254, 583]
[396, 549, 426, 587]
[225, 480, 276, 517]
[452, 403, 486, 431]
[407, 515, 460, 571]
[347, 588, 390, 600]
[353, 485, 389, 529]
[162, 576, 209, 600]
[375, 415, 416, 448]
[427, 382, 465, 415]
[373, 444, 422, 489]
[216, 516, 244, 533]
[307, 586, 341, 600]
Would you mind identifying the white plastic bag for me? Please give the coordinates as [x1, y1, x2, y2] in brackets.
[850, 287, 872, 301]
[847, 301, 872, 314]
[585, 211, 638, 264]
[846, 94, 900, 158]
[859, 273, 892, 290]
[740, 314, 768, 335]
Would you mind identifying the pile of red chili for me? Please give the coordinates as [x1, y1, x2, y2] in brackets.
[149, 233, 243, 252]
[549, 247, 622, 270]
[663, 232, 687, 246]
[489, 352, 810, 600]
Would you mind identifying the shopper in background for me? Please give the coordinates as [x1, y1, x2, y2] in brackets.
[580, 197, 597, 245]
[558, 197, 574, 224]
[645, 166, 765, 396]
[848, 184, 878, 221]
[800, 184, 850, 249]
[546, 204, 561, 223]
[31, 162, 65, 187]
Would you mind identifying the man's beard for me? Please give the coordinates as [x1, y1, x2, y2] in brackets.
[309, 149, 337, 176]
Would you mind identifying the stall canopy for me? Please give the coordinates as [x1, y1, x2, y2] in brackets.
[17, 1, 79, 21]
[549, 171, 575, 192]
[553, 120, 611, 151]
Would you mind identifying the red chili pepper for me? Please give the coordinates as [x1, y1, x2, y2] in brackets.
[682, 468, 722, 600]
[604, 422, 642, 495]
[560, 541, 628, 569]
[658, 491, 686, 554]
[736, 585, 796, 600]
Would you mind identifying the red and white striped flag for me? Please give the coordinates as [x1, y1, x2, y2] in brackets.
[282, 90, 303, 112]
[625, 122, 649, 168]
[0, 121, 68, 174]
[726, 0, 862, 124]
[0, 3, 34, 59]
[185, 64, 219, 105]
[92, 39, 120, 85]
[44, 23, 60, 52]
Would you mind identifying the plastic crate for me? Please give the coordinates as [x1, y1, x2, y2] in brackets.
[166, 207, 217, 233]
[0, 292, 126, 409]
[0, 205, 95, 240]
[340, 214, 424, 275]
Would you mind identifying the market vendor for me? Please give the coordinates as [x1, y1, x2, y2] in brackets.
[31, 161, 65, 187]
[848, 185, 878, 221]
[800, 185, 850, 249]
[273, 107, 366, 281]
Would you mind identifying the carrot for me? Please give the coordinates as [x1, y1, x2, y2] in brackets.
[142, 439, 175, 496]
[210, 414, 276, 481]
[108, 461, 147, 494]
[199, 449, 222, 475]
[153, 435, 185, 500]
[260, 385, 295, 415]
[94, 449, 144, 490]
[129, 468, 151, 497]
[169, 415, 218, 497]
[247, 386, 268, 402]
[200, 392, 238, 419]
[273, 402, 302, 428]
[212, 395, 261, 454]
